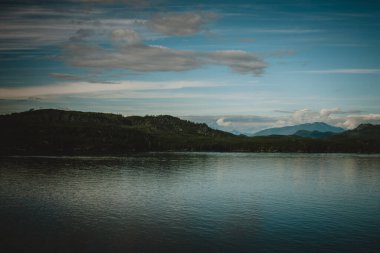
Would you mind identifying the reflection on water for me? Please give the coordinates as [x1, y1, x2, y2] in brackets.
[0, 153, 379, 252]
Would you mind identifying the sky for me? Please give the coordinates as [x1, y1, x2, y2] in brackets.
[0, 0, 380, 133]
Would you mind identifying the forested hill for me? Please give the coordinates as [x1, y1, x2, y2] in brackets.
[0, 109, 231, 138]
[0, 109, 379, 155]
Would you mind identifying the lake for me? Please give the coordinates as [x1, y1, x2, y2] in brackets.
[0, 153, 379, 252]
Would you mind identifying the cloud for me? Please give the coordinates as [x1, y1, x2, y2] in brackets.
[147, 12, 217, 36]
[0, 5, 146, 50]
[49, 72, 119, 84]
[289, 109, 320, 124]
[62, 43, 201, 72]
[69, 28, 95, 42]
[297, 69, 380, 74]
[1, 6, 265, 75]
[62, 33, 266, 75]
[0, 80, 219, 99]
[214, 116, 278, 133]
[186, 108, 380, 134]
[0, 8, 92, 50]
[273, 110, 293, 114]
[0, 4, 113, 50]
[186, 115, 278, 134]
[340, 114, 380, 129]
[320, 108, 341, 118]
[216, 117, 232, 127]
[207, 50, 266, 75]
[317, 108, 362, 118]
[215, 116, 277, 133]
[277, 109, 380, 129]
[110, 29, 142, 45]
[49, 73, 90, 81]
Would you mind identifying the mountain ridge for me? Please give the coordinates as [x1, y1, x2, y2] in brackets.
[254, 122, 345, 136]
[0, 109, 379, 154]
[293, 130, 337, 139]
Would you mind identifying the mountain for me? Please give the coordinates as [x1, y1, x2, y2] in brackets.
[329, 123, 380, 141]
[293, 130, 337, 139]
[0, 109, 378, 154]
[254, 122, 345, 136]
[322, 124, 380, 153]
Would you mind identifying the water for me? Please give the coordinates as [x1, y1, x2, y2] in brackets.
[0, 153, 379, 253]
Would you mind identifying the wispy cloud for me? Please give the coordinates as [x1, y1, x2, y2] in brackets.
[0, 6, 146, 50]
[49, 73, 91, 81]
[110, 29, 142, 45]
[62, 43, 201, 72]
[0, 80, 220, 99]
[147, 12, 217, 36]
[62, 31, 266, 75]
[0, 6, 101, 50]
[206, 50, 266, 75]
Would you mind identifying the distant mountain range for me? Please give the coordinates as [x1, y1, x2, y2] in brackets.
[0, 109, 379, 154]
[292, 130, 337, 139]
[254, 122, 345, 136]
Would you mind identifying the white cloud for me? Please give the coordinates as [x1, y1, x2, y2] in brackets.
[111, 29, 142, 45]
[0, 80, 219, 99]
[147, 12, 217, 36]
[216, 117, 232, 127]
[320, 108, 341, 118]
[278, 108, 380, 129]
[186, 115, 278, 134]
[290, 109, 320, 124]
[340, 114, 380, 129]
[186, 108, 380, 134]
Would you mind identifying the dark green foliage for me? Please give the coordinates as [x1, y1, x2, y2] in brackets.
[0, 109, 379, 155]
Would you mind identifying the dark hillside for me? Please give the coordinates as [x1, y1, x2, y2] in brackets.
[0, 109, 378, 155]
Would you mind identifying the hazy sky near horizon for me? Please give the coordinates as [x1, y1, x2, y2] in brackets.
[0, 0, 379, 133]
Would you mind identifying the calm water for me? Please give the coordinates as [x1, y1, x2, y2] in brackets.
[0, 153, 379, 253]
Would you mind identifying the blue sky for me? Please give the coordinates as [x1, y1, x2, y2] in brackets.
[0, 0, 379, 133]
